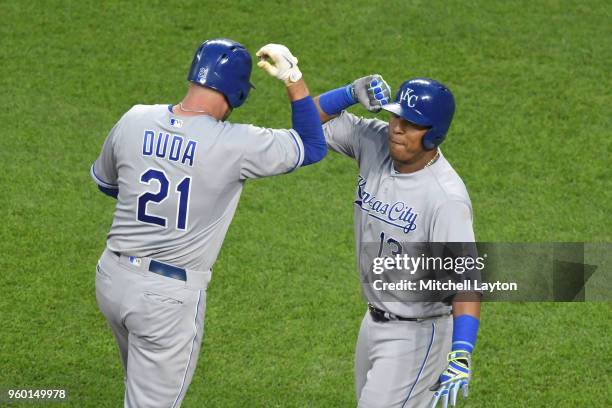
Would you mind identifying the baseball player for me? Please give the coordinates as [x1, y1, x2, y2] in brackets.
[90, 39, 326, 407]
[314, 76, 481, 407]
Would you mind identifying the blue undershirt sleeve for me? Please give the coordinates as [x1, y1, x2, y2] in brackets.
[291, 96, 327, 166]
[98, 185, 118, 199]
[318, 85, 356, 116]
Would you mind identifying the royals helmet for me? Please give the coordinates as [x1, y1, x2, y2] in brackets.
[187, 38, 254, 108]
[382, 78, 455, 150]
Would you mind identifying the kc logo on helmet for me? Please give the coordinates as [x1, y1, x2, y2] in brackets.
[399, 88, 418, 108]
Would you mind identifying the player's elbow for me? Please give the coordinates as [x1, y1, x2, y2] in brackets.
[313, 142, 328, 163]
[301, 137, 327, 166]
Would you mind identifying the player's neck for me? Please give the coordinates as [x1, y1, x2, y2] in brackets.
[173, 86, 230, 120]
[392, 149, 439, 174]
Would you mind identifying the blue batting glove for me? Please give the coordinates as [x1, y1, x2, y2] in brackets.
[430, 350, 471, 408]
[352, 74, 391, 112]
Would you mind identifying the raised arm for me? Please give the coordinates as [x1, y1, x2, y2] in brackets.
[313, 75, 392, 123]
[256, 44, 326, 166]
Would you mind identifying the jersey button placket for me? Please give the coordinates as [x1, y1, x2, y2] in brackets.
[381, 176, 392, 195]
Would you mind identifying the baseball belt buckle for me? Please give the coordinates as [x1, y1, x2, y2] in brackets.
[368, 304, 393, 322]
[384, 311, 398, 321]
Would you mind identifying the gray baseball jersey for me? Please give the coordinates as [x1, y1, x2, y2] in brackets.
[323, 112, 475, 319]
[91, 104, 304, 271]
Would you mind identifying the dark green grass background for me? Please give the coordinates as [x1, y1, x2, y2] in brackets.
[1, 0, 611, 406]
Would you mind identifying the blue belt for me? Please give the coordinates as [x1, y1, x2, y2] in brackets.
[113, 251, 187, 282]
[149, 260, 187, 281]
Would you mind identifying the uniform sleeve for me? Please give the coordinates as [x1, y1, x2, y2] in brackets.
[90, 119, 122, 190]
[239, 125, 304, 180]
[322, 111, 363, 160]
[432, 200, 475, 242]
[323, 112, 388, 164]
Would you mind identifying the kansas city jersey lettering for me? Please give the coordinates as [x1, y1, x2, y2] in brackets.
[355, 175, 418, 233]
[142, 130, 197, 166]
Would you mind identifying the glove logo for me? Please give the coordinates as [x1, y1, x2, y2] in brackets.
[399, 87, 418, 108]
[282, 55, 294, 68]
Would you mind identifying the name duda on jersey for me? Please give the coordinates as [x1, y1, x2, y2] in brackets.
[142, 129, 198, 167]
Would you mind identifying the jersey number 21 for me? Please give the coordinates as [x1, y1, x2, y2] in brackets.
[137, 168, 191, 230]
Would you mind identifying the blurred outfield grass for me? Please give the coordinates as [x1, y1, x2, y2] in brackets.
[0, 0, 610, 407]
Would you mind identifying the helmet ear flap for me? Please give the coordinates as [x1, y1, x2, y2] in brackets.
[422, 129, 437, 150]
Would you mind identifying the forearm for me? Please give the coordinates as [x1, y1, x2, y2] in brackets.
[315, 84, 356, 123]
[313, 95, 338, 123]
[451, 296, 481, 353]
[452, 297, 481, 319]
[286, 78, 309, 101]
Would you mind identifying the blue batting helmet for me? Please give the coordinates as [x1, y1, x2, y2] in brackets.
[382, 78, 455, 150]
[187, 38, 254, 108]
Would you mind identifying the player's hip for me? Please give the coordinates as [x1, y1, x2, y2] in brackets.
[360, 306, 452, 345]
[95, 248, 209, 338]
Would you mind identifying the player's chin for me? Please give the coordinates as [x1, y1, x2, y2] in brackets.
[389, 143, 409, 162]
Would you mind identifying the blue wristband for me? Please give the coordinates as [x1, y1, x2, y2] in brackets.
[452, 315, 480, 353]
[318, 85, 356, 116]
